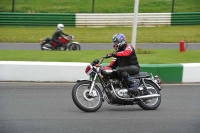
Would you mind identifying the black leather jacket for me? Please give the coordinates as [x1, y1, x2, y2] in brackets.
[108, 43, 140, 68]
[52, 29, 69, 40]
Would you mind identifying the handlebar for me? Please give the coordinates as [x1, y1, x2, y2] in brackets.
[105, 55, 112, 58]
[91, 56, 112, 66]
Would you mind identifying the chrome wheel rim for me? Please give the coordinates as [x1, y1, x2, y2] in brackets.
[76, 84, 101, 108]
[140, 84, 159, 106]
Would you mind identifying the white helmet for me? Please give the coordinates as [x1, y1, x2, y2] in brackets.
[57, 24, 64, 30]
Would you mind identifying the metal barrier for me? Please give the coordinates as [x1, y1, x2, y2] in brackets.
[171, 12, 200, 25]
[0, 12, 76, 26]
[76, 13, 171, 27]
[0, 12, 199, 27]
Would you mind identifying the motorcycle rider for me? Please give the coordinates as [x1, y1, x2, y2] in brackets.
[106, 33, 140, 94]
[51, 23, 69, 48]
[41, 24, 69, 49]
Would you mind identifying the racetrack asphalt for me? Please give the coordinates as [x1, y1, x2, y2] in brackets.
[0, 82, 200, 133]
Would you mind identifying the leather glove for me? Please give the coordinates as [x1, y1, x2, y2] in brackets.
[106, 53, 112, 58]
[112, 51, 116, 57]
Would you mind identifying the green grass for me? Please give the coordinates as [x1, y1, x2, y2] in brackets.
[0, 26, 200, 43]
[0, 0, 199, 13]
[0, 50, 200, 64]
[0, 0, 200, 64]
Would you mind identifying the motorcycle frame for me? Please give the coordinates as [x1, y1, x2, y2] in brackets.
[82, 57, 161, 101]
[42, 35, 80, 49]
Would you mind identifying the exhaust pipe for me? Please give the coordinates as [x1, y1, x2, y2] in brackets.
[135, 94, 160, 99]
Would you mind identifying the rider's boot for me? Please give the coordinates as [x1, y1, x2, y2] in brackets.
[126, 77, 139, 94]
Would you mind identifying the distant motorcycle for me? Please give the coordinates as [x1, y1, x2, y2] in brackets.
[72, 56, 162, 112]
[39, 35, 81, 51]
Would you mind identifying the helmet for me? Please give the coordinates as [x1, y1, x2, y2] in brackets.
[57, 24, 64, 30]
[112, 33, 126, 50]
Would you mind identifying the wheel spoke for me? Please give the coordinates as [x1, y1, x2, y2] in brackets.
[76, 84, 100, 108]
[139, 83, 159, 106]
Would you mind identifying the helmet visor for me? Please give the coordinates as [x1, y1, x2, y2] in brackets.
[113, 41, 118, 50]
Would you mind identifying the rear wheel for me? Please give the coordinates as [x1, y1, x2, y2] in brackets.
[41, 43, 52, 50]
[137, 80, 161, 110]
[41, 43, 45, 50]
[72, 81, 103, 112]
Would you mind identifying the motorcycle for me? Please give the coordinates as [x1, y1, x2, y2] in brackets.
[72, 56, 162, 112]
[39, 35, 81, 51]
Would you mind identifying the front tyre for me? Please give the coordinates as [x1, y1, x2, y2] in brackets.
[69, 43, 81, 51]
[72, 81, 103, 112]
[137, 80, 161, 110]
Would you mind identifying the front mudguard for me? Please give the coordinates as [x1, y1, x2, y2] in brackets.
[71, 42, 79, 45]
[77, 79, 92, 83]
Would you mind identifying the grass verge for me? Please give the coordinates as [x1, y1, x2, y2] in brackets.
[0, 26, 200, 43]
[0, 49, 200, 64]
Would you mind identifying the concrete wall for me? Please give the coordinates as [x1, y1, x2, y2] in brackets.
[0, 61, 89, 82]
[182, 63, 200, 83]
[0, 61, 200, 83]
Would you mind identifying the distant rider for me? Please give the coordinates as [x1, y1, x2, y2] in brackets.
[51, 23, 69, 48]
[106, 33, 140, 94]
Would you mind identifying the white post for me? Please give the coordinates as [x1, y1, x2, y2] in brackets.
[131, 0, 139, 48]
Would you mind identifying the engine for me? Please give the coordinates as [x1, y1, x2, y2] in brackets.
[111, 79, 131, 98]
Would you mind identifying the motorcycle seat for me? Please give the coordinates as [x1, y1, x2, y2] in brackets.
[131, 72, 150, 78]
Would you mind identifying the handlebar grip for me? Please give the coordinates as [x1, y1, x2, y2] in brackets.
[104, 56, 112, 59]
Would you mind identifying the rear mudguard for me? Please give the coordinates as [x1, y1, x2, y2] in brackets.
[144, 78, 162, 91]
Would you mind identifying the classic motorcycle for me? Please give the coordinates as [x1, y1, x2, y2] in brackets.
[72, 56, 162, 112]
[39, 35, 81, 51]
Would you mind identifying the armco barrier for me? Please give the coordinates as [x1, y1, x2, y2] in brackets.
[0, 12, 199, 27]
[76, 13, 171, 27]
[0, 12, 76, 26]
[171, 12, 200, 25]
[0, 61, 199, 83]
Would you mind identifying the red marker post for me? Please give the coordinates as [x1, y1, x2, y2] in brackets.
[179, 39, 185, 52]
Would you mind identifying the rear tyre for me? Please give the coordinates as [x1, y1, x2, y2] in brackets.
[137, 80, 161, 110]
[41, 43, 45, 50]
[72, 81, 103, 112]
[41, 43, 52, 50]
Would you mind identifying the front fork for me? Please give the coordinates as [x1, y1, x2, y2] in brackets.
[88, 67, 100, 96]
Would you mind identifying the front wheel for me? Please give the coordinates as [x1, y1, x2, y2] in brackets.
[69, 43, 81, 51]
[137, 80, 161, 110]
[72, 81, 103, 112]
